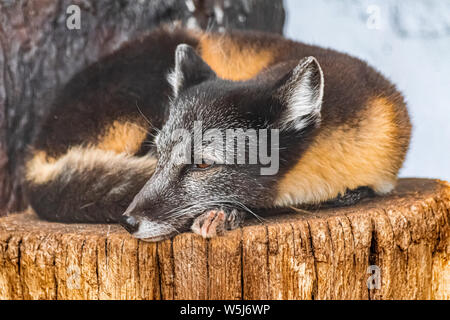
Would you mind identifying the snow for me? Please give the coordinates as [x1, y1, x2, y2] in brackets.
[284, 0, 450, 181]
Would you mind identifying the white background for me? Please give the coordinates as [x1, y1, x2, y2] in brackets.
[284, 0, 450, 181]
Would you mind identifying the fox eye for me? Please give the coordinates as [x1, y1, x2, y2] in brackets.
[195, 163, 212, 169]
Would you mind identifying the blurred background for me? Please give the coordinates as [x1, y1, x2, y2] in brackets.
[284, 0, 450, 181]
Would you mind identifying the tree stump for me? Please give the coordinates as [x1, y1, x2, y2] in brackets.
[0, 178, 448, 300]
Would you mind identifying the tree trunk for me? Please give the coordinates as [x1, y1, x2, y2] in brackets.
[0, 0, 285, 215]
[0, 178, 448, 300]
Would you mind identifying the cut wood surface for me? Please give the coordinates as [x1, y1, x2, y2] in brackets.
[0, 178, 448, 300]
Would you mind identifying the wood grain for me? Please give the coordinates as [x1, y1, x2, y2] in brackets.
[0, 178, 448, 300]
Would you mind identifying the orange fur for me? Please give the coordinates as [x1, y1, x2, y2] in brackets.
[25, 150, 55, 184]
[275, 97, 408, 206]
[26, 119, 150, 185]
[96, 120, 148, 155]
[198, 34, 275, 81]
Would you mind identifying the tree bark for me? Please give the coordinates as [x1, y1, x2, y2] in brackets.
[0, 178, 448, 300]
[0, 0, 285, 215]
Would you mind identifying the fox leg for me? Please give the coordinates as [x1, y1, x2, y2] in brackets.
[191, 208, 245, 238]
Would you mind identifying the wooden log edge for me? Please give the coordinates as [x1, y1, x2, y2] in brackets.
[0, 178, 449, 300]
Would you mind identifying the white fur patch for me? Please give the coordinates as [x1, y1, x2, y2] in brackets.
[372, 181, 395, 194]
[25, 147, 156, 185]
[167, 69, 182, 97]
[281, 57, 324, 131]
[132, 218, 178, 242]
[167, 44, 192, 97]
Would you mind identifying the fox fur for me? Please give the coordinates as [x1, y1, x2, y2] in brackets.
[24, 27, 411, 240]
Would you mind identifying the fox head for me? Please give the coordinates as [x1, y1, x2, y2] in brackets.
[121, 44, 324, 241]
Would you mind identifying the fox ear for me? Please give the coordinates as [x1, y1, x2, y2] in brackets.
[168, 44, 217, 97]
[275, 56, 324, 131]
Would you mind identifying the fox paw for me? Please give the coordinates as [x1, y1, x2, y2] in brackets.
[191, 209, 245, 238]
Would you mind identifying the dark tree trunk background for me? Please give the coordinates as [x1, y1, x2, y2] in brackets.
[0, 0, 285, 215]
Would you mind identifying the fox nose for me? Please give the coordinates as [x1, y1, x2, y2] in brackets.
[120, 215, 140, 234]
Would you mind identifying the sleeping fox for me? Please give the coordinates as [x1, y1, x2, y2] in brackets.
[24, 26, 411, 241]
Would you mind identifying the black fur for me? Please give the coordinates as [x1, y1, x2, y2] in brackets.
[317, 187, 376, 208]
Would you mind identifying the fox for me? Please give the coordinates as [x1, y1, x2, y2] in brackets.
[24, 26, 411, 241]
